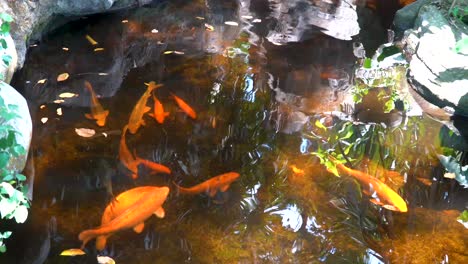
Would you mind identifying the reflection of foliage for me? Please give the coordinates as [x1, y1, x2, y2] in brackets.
[0, 92, 30, 253]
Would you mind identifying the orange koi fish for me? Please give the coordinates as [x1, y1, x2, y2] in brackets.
[119, 125, 171, 179]
[84, 81, 109, 126]
[79, 186, 169, 249]
[128, 81, 163, 134]
[152, 93, 169, 124]
[332, 160, 407, 212]
[174, 172, 239, 197]
[171, 93, 197, 119]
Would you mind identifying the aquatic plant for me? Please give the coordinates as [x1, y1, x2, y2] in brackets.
[0, 91, 30, 253]
[0, 13, 13, 81]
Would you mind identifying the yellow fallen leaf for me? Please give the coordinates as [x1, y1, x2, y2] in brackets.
[57, 73, 69, 82]
[97, 255, 115, 264]
[444, 172, 456, 179]
[163, 51, 173, 54]
[59, 92, 78, 98]
[94, 48, 105, 52]
[39, 105, 46, 109]
[204, 23, 214, 31]
[60, 248, 85, 256]
[37, 79, 47, 84]
[41, 117, 48, 124]
[195, 16, 205, 20]
[86, 34, 98, 45]
[75, 128, 96, 138]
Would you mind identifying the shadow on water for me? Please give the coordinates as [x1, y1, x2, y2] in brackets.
[1, 0, 467, 263]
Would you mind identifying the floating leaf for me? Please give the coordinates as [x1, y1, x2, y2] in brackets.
[97, 255, 116, 264]
[75, 128, 96, 138]
[151, 29, 158, 33]
[204, 23, 214, 31]
[60, 248, 86, 256]
[224, 21, 239, 26]
[62, 47, 69, 51]
[53, 99, 64, 104]
[94, 48, 104, 52]
[59, 92, 78, 98]
[56, 108, 62, 116]
[252, 19, 262, 23]
[195, 16, 204, 20]
[57, 73, 69, 82]
[39, 105, 46, 109]
[37, 79, 47, 84]
[163, 51, 173, 54]
[121, 19, 128, 23]
[40, 117, 48, 124]
[85, 34, 98, 45]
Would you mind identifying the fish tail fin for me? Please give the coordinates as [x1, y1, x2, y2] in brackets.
[78, 229, 99, 249]
[95, 235, 109, 251]
[172, 181, 191, 194]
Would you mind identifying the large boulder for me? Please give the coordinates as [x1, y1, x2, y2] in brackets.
[402, 3, 468, 117]
[0, 0, 153, 68]
[0, 81, 32, 172]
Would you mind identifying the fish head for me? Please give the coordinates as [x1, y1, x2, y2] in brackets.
[223, 172, 240, 183]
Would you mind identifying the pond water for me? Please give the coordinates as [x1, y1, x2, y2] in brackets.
[1, 1, 468, 263]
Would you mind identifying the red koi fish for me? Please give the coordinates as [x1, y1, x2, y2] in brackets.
[79, 186, 169, 249]
[171, 93, 197, 119]
[119, 126, 171, 179]
[84, 81, 109, 126]
[128, 82, 162, 134]
[174, 172, 239, 197]
[152, 93, 169, 124]
[331, 159, 407, 212]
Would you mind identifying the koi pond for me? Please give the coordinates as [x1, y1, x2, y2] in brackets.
[1, 1, 467, 263]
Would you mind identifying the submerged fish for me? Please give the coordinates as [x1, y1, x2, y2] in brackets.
[128, 82, 162, 134]
[84, 81, 109, 126]
[332, 160, 407, 212]
[119, 125, 171, 179]
[174, 172, 240, 197]
[79, 186, 169, 250]
[152, 93, 169, 124]
[172, 93, 197, 119]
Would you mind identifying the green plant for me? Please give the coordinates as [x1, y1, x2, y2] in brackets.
[0, 89, 30, 253]
[0, 13, 13, 81]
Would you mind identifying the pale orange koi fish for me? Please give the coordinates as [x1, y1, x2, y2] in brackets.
[119, 125, 171, 179]
[171, 93, 197, 119]
[174, 172, 239, 197]
[128, 82, 162, 134]
[84, 81, 109, 126]
[331, 159, 407, 212]
[152, 93, 169, 124]
[79, 186, 169, 249]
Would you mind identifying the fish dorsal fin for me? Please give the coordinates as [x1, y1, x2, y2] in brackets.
[133, 222, 145, 233]
[154, 207, 165, 218]
[220, 184, 230, 192]
[208, 187, 217, 197]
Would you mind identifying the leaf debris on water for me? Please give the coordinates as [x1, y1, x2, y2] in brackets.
[85, 34, 98, 45]
[41, 117, 48, 124]
[94, 48, 105, 52]
[37, 79, 47, 84]
[39, 105, 46, 109]
[151, 29, 158, 33]
[57, 73, 69, 82]
[60, 248, 86, 256]
[62, 47, 69, 51]
[98, 73, 109, 76]
[75, 128, 96, 138]
[54, 99, 65, 104]
[195, 16, 204, 20]
[57, 108, 62, 116]
[252, 19, 262, 23]
[224, 21, 239, 26]
[97, 255, 116, 264]
[204, 23, 214, 31]
[121, 19, 128, 23]
[59, 92, 78, 98]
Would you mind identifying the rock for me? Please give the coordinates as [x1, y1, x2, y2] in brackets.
[0, 0, 152, 68]
[402, 4, 468, 117]
[0, 34, 18, 84]
[0, 81, 32, 172]
[393, 0, 431, 37]
[265, 0, 360, 45]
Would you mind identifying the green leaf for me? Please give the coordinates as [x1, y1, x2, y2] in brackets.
[377, 46, 401, 62]
[0, 22, 10, 34]
[2, 54, 12, 66]
[15, 173, 26, 181]
[0, 231, 11, 239]
[458, 210, 468, 222]
[363, 58, 372, 69]
[13, 205, 28, 223]
[0, 182, 15, 196]
[0, 14, 13, 23]
[0, 152, 9, 167]
[0, 197, 17, 218]
[0, 38, 6, 49]
[12, 145, 25, 156]
[384, 99, 395, 113]
[315, 119, 327, 131]
[0, 244, 5, 253]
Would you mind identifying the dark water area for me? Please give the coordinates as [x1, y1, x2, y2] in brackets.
[1, 0, 467, 263]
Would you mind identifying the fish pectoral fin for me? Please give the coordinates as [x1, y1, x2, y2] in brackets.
[164, 112, 170, 117]
[369, 198, 384, 206]
[133, 222, 145, 233]
[85, 113, 94, 120]
[148, 113, 154, 117]
[208, 187, 218, 197]
[220, 184, 230, 192]
[382, 204, 398, 211]
[154, 207, 165, 218]
[144, 106, 151, 113]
